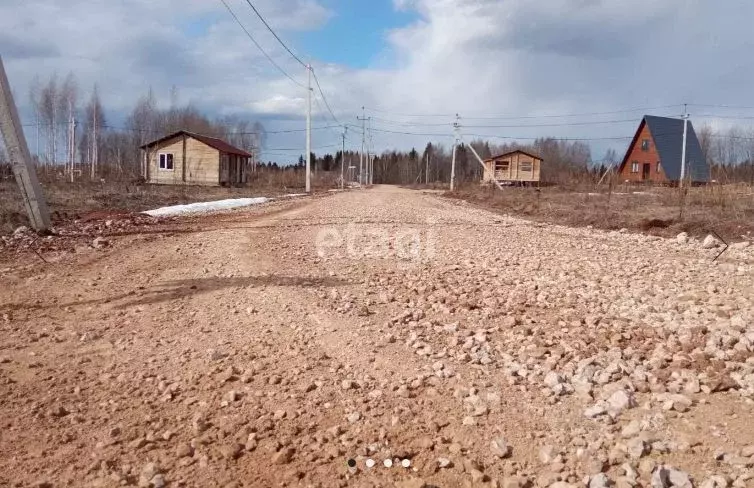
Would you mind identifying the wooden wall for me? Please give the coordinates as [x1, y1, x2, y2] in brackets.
[146, 135, 220, 186]
[185, 137, 220, 186]
[147, 136, 184, 185]
[618, 121, 668, 183]
[483, 152, 541, 183]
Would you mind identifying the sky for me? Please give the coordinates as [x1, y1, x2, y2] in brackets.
[2, 0, 754, 163]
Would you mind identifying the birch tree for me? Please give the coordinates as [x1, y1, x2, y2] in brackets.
[39, 74, 58, 165]
[83, 85, 106, 177]
[59, 73, 78, 178]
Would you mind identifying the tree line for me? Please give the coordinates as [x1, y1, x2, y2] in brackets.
[3, 71, 754, 186]
[22, 73, 266, 180]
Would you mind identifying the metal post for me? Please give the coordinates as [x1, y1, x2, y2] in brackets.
[305, 64, 312, 193]
[0, 56, 51, 232]
[680, 106, 689, 187]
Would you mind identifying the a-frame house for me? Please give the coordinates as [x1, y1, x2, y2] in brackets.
[617, 115, 709, 184]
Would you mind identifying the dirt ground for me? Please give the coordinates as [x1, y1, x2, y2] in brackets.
[0, 174, 331, 235]
[1, 186, 753, 488]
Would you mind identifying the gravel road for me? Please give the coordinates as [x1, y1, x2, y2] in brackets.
[1, 185, 753, 488]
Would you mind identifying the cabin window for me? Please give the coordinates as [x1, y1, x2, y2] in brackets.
[494, 161, 509, 172]
[159, 153, 174, 170]
[641, 139, 650, 151]
[520, 161, 533, 172]
[656, 161, 661, 173]
[631, 161, 639, 173]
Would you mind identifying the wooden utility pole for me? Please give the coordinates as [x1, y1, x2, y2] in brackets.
[0, 56, 51, 232]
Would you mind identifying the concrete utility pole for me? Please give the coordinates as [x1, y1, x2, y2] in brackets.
[464, 138, 503, 190]
[425, 151, 430, 185]
[680, 104, 689, 188]
[367, 117, 374, 185]
[92, 104, 97, 179]
[340, 127, 347, 190]
[0, 56, 51, 232]
[450, 114, 460, 191]
[69, 101, 76, 183]
[305, 64, 312, 193]
[357, 107, 370, 186]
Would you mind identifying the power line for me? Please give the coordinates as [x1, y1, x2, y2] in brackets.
[364, 104, 682, 120]
[371, 116, 453, 127]
[463, 118, 646, 128]
[311, 68, 342, 127]
[263, 143, 341, 151]
[688, 103, 754, 111]
[693, 113, 754, 120]
[218, 0, 305, 88]
[241, 0, 307, 67]
[21, 122, 340, 136]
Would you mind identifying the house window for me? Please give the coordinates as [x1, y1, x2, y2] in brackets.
[641, 139, 650, 151]
[656, 161, 661, 173]
[159, 153, 174, 170]
[631, 162, 639, 173]
[520, 161, 533, 172]
[494, 161, 509, 172]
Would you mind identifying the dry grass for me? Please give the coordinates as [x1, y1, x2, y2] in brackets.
[446, 182, 754, 241]
[0, 169, 338, 234]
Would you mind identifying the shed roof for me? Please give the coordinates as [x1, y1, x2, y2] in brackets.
[485, 149, 543, 161]
[140, 130, 252, 157]
[620, 116, 708, 182]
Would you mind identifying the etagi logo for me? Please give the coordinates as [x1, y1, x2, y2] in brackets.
[315, 219, 437, 268]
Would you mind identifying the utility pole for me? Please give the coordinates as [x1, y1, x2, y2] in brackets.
[340, 126, 347, 190]
[367, 117, 374, 185]
[69, 100, 76, 183]
[450, 114, 460, 191]
[425, 150, 430, 185]
[357, 107, 369, 186]
[305, 64, 312, 193]
[92, 104, 97, 180]
[0, 56, 51, 232]
[679, 104, 689, 188]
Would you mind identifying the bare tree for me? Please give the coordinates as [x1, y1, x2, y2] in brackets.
[59, 73, 78, 179]
[83, 85, 105, 177]
[39, 74, 58, 165]
[28, 76, 41, 163]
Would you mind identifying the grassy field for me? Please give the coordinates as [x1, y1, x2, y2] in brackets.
[445, 182, 754, 241]
[0, 171, 336, 234]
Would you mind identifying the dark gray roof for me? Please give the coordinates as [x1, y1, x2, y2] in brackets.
[642, 116, 709, 182]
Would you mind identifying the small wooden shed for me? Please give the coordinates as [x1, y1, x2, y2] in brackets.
[140, 130, 252, 186]
[482, 150, 542, 185]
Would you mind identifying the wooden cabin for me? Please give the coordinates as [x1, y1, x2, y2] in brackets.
[140, 130, 252, 186]
[482, 150, 542, 185]
[617, 115, 709, 184]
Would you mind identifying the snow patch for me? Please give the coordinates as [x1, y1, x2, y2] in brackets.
[143, 197, 271, 217]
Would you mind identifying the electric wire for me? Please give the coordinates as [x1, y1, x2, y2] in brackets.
[218, 0, 305, 88]
[241, 0, 307, 67]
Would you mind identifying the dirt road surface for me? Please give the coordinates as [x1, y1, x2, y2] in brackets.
[1, 186, 753, 488]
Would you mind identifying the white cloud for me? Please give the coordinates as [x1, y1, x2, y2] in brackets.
[2, 0, 754, 160]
